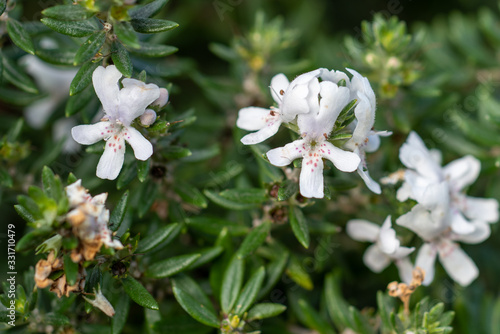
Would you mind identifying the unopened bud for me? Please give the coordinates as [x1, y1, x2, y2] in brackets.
[140, 109, 157, 126]
[152, 88, 169, 108]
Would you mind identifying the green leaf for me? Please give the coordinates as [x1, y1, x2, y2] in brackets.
[219, 188, 268, 204]
[186, 217, 249, 236]
[129, 0, 168, 19]
[136, 223, 179, 253]
[7, 118, 24, 142]
[41, 166, 58, 200]
[128, 42, 178, 57]
[41, 18, 97, 37]
[236, 222, 270, 259]
[74, 29, 106, 65]
[286, 255, 313, 290]
[111, 41, 133, 78]
[111, 292, 130, 334]
[63, 254, 78, 286]
[65, 85, 95, 117]
[325, 271, 354, 331]
[233, 266, 265, 316]
[7, 19, 35, 55]
[220, 255, 244, 314]
[187, 246, 224, 270]
[1, 54, 38, 94]
[204, 189, 259, 210]
[44, 313, 70, 326]
[70, 60, 100, 96]
[145, 253, 201, 278]
[138, 180, 159, 218]
[174, 182, 207, 209]
[258, 250, 289, 299]
[171, 275, 219, 328]
[137, 159, 150, 182]
[36, 48, 76, 66]
[247, 303, 287, 321]
[289, 206, 310, 248]
[109, 191, 129, 232]
[121, 276, 159, 310]
[130, 18, 178, 33]
[117, 161, 137, 190]
[114, 20, 140, 49]
[161, 146, 192, 159]
[16, 227, 52, 252]
[297, 299, 336, 334]
[277, 180, 299, 201]
[14, 205, 34, 223]
[42, 4, 95, 20]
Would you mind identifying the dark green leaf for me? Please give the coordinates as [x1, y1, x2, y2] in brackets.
[145, 253, 201, 278]
[187, 246, 224, 270]
[41, 18, 97, 37]
[114, 20, 140, 49]
[65, 85, 94, 117]
[186, 217, 249, 236]
[109, 191, 129, 232]
[111, 41, 132, 78]
[131, 18, 178, 33]
[258, 250, 289, 299]
[16, 227, 52, 252]
[296, 299, 336, 334]
[128, 42, 178, 57]
[136, 223, 179, 253]
[204, 189, 259, 210]
[233, 266, 265, 316]
[171, 275, 219, 328]
[138, 180, 158, 218]
[117, 161, 137, 190]
[247, 303, 287, 321]
[325, 271, 354, 331]
[129, 0, 168, 19]
[7, 19, 35, 55]
[44, 313, 70, 326]
[137, 159, 150, 182]
[0, 167, 13, 188]
[161, 146, 192, 159]
[111, 292, 130, 334]
[286, 255, 313, 290]
[42, 4, 95, 20]
[236, 222, 270, 259]
[174, 182, 207, 209]
[14, 205, 34, 223]
[69, 60, 100, 96]
[74, 29, 106, 65]
[277, 180, 299, 201]
[63, 254, 78, 285]
[36, 48, 76, 66]
[121, 276, 159, 310]
[219, 188, 268, 204]
[289, 206, 310, 248]
[1, 54, 38, 94]
[220, 255, 244, 314]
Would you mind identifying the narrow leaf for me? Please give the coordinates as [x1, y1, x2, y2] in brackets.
[174, 182, 207, 209]
[41, 18, 97, 37]
[111, 292, 130, 334]
[247, 303, 287, 321]
[137, 159, 150, 182]
[111, 41, 133, 78]
[114, 20, 140, 49]
[121, 276, 159, 310]
[136, 223, 179, 253]
[233, 267, 265, 316]
[109, 191, 129, 232]
[289, 206, 310, 248]
[220, 255, 244, 314]
[42, 4, 95, 20]
[129, 0, 168, 19]
[1, 54, 38, 93]
[145, 253, 201, 278]
[7, 19, 35, 54]
[63, 254, 78, 286]
[65, 85, 95, 117]
[130, 18, 178, 33]
[236, 222, 270, 259]
[186, 217, 249, 236]
[128, 42, 178, 57]
[74, 29, 106, 65]
[70, 60, 100, 96]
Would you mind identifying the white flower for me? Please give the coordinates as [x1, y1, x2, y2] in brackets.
[343, 69, 391, 194]
[71, 65, 160, 180]
[83, 286, 115, 317]
[236, 69, 321, 145]
[347, 216, 414, 283]
[397, 131, 498, 235]
[266, 80, 360, 198]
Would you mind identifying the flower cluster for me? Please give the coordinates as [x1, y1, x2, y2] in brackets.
[348, 132, 498, 287]
[72, 65, 169, 180]
[236, 68, 390, 198]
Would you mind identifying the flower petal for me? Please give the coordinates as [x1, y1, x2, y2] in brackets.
[321, 141, 361, 172]
[449, 211, 475, 235]
[443, 155, 480, 191]
[124, 126, 153, 161]
[363, 244, 391, 273]
[118, 79, 160, 125]
[346, 68, 376, 110]
[299, 157, 325, 198]
[394, 257, 415, 284]
[71, 122, 110, 145]
[357, 164, 382, 194]
[266, 140, 304, 167]
[319, 69, 350, 87]
[92, 65, 121, 119]
[364, 133, 381, 153]
[462, 196, 499, 223]
[241, 120, 282, 145]
[346, 219, 380, 242]
[454, 220, 490, 244]
[396, 204, 447, 241]
[438, 239, 478, 287]
[345, 92, 374, 150]
[399, 132, 442, 182]
[415, 243, 437, 286]
[378, 216, 399, 254]
[96, 138, 126, 180]
[391, 246, 415, 259]
[236, 107, 274, 131]
[270, 73, 289, 104]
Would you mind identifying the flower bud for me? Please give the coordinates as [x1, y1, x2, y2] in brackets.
[140, 109, 157, 126]
[152, 88, 169, 108]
